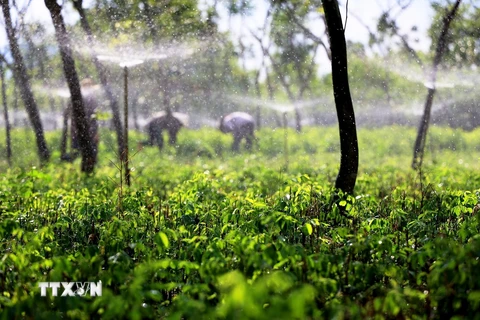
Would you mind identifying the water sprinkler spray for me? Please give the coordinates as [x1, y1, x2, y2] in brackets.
[94, 48, 196, 185]
[119, 59, 144, 187]
[96, 55, 145, 187]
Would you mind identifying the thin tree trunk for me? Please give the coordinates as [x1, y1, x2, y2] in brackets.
[72, 0, 124, 160]
[131, 92, 140, 130]
[265, 69, 282, 127]
[1, 0, 50, 163]
[266, 51, 302, 132]
[323, 0, 359, 194]
[142, 0, 157, 40]
[161, 67, 171, 115]
[1, 61, 11, 165]
[49, 96, 57, 129]
[13, 85, 18, 127]
[60, 105, 70, 160]
[289, 10, 332, 61]
[254, 69, 261, 129]
[412, 0, 461, 170]
[38, 50, 58, 129]
[45, 0, 96, 173]
[251, 32, 302, 132]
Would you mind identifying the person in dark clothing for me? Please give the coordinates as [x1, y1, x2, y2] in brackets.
[219, 112, 255, 151]
[140, 111, 187, 150]
[60, 79, 99, 162]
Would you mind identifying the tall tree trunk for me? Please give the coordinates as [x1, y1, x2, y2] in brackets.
[160, 67, 172, 115]
[60, 105, 70, 160]
[323, 0, 359, 194]
[265, 69, 282, 127]
[72, 0, 124, 160]
[38, 46, 58, 129]
[1, 61, 11, 166]
[254, 69, 261, 129]
[13, 85, 18, 127]
[142, 0, 157, 40]
[1, 0, 50, 163]
[131, 92, 140, 130]
[266, 52, 302, 132]
[45, 0, 96, 173]
[49, 96, 57, 129]
[412, 0, 461, 170]
[252, 33, 302, 131]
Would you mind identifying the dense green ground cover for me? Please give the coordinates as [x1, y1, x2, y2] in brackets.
[1, 126, 480, 319]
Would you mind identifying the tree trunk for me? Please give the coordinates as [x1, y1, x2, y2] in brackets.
[412, 0, 461, 170]
[1, 60, 11, 166]
[161, 67, 172, 115]
[252, 32, 302, 131]
[131, 91, 140, 130]
[266, 52, 302, 132]
[254, 69, 262, 129]
[49, 96, 57, 129]
[265, 68, 282, 128]
[60, 105, 70, 160]
[323, 0, 359, 194]
[45, 0, 96, 173]
[1, 0, 50, 163]
[38, 45, 58, 129]
[72, 0, 124, 160]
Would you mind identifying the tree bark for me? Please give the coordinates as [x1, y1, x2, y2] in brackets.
[1, 0, 50, 163]
[1, 60, 11, 166]
[60, 105, 70, 160]
[45, 0, 96, 173]
[323, 0, 359, 194]
[72, 0, 125, 160]
[412, 0, 461, 170]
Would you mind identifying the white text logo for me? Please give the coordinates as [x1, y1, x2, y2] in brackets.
[38, 281, 102, 297]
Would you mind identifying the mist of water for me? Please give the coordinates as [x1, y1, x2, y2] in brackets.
[33, 84, 103, 99]
[73, 38, 201, 67]
[385, 60, 478, 90]
[227, 94, 328, 113]
[96, 55, 145, 68]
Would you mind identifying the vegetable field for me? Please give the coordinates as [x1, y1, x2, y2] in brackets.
[1, 126, 480, 319]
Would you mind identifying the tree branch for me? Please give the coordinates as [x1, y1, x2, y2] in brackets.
[283, 7, 332, 61]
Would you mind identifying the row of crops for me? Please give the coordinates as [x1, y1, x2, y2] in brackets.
[1, 126, 480, 319]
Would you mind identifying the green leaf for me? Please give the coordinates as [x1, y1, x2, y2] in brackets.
[155, 232, 170, 249]
[303, 223, 313, 236]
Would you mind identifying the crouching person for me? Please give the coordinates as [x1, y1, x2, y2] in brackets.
[220, 112, 255, 151]
[139, 111, 187, 150]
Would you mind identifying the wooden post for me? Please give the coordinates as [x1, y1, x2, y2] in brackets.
[123, 66, 130, 186]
